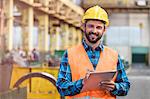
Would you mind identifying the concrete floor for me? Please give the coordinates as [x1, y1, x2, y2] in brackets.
[117, 63, 150, 99]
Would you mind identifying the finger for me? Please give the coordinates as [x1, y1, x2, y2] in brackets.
[100, 80, 115, 85]
[105, 87, 114, 91]
[100, 85, 114, 91]
[102, 84, 114, 88]
[85, 72, 90, 79]
[99, 82, 115, 88]
[100, 84, 115, 91]
[85, 69, 92, 79]
[86, 74, 90, 79]
[101, 80, 113, 83]
[101, 82, 114, 85]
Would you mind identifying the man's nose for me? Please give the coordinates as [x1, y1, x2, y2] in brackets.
[92, 27, 97, 34]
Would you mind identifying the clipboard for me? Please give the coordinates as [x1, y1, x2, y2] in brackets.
[81, 71, 116, 92]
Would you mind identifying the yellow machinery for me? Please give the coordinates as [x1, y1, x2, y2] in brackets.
[10, 64, 61, 99]
[3, 0, 84, 98]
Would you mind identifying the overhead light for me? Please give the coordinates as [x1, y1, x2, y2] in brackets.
[135, 0, 147, 6]
[13, 5, 21, 16]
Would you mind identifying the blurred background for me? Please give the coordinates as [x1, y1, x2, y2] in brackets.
[0, 0, 150, 99]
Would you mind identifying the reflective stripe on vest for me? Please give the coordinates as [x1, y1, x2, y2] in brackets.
[67, 44, 118, 99]
[69, 96, 105, 99]
[70, 96, 104, 99]
[69, 97, 115, 99]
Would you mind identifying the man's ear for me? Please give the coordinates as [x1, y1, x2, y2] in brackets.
[103, 26, 107, 34]
[81, 23, 85, 31]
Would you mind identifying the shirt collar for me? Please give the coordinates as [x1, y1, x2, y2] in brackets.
[82, 39, 104, 52]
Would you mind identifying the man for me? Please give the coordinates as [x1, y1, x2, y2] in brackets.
[56, 5, 130, 99]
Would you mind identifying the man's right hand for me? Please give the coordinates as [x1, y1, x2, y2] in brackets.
[82, 69, 94, 85]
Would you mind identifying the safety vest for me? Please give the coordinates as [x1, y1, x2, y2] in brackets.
[67, 44, 118, 99]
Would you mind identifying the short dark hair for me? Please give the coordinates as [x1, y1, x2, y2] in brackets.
[85, 19, 106, 25]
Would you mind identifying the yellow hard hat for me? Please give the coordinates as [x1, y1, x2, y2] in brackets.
[82, 5, 109, 26]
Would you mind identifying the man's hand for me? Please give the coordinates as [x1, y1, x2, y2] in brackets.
[99, 80, 116, 92]
[82, 69, 93, 85]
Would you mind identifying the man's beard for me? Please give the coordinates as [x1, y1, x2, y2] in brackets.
[85, 32, 103, 44]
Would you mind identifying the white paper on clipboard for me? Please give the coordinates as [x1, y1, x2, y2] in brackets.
[81, 71, 116, 92]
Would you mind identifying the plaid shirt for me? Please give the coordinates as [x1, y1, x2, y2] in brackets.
[56, 40, 130, 96]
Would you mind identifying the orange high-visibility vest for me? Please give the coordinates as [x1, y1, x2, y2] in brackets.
[67, 44, 118, 99]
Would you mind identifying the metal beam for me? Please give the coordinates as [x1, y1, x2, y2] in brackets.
[15, 0, 83, 27]
[21, 0, 34, 51]
[105, 6, 150, 13]
[64, 23, 69, 49]
[7, 0, 14, 50]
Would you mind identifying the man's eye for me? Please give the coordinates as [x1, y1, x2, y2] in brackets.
[97, 26, 103, 29]
[87, 25, 93, 28]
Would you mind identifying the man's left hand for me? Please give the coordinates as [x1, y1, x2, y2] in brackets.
[99, 80, 116, 92]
